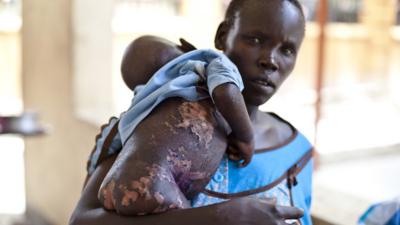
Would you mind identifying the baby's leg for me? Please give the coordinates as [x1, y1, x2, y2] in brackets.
[98, 98, 228, 215]
[98, 146, 190, 215]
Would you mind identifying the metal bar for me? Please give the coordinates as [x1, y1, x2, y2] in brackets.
[314, 0, 328, 145]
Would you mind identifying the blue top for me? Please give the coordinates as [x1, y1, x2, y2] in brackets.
[192, 117, 313, 225]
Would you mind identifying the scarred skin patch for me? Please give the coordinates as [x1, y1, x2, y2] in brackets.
[176, 102, 215, 147]
[99, 163, 176, 212]
[154, 192, 165, 204]
[102, 180, 116, 210]
[145, 163, 174, 183]
[119, 184, 139, 206]
[164, 121, 178, 134]
[103, 163, 175, 210]
[166, 147, 207, 192]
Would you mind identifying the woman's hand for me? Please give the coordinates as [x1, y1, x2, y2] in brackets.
[214, 197, 304, 225]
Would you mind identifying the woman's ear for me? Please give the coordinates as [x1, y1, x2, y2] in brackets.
[214, 21, 229, 50]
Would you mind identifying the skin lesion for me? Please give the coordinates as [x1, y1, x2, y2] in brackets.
[166, 147, 208, 194]
[99, 161, 189, 215]
[119, 184, 139, 207]
[100, 180, 117, 210]
[163, 121, 178, 134]
[154, 192, 165, 205]
[176, 102, 217, 148]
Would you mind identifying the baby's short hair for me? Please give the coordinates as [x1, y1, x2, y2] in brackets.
[121, 36, 182, 90]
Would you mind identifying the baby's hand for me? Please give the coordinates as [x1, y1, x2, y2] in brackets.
[227, 133, 254, 168]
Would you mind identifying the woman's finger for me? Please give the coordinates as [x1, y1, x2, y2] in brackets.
[286, 221, 301, 225]
[238, 155, 251, 168]
[227, 145, 240, 160]
[276, 205, 304, 219]
[258, 197, 277, 205]
[228, 153, 241, 161]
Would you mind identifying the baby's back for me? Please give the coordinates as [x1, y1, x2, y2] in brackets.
[99, 97, 228, 215]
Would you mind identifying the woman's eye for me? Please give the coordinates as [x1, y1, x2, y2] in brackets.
[244, 36, 261, 45]
[251, 37, 261, 44]
[282, 47, 295, 56]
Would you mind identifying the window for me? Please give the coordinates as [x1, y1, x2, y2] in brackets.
[298, 0, 362, 23]
[298, 0, 317, 21]
[0, 0, 21, 31]
[328, 0, 362, 23]
[113, 0, 183, 33]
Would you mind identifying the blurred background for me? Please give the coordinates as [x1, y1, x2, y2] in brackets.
[0, 0, 399, 224]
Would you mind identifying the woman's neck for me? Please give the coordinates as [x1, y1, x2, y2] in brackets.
[246, 104, 260, 122]
[245, 104, 295, 150]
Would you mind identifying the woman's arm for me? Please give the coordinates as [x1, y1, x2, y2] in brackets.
[69, 155, 304, 225]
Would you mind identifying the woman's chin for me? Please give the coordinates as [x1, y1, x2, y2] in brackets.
[244, 94, 273, 107]
[243, 86, 275, 104]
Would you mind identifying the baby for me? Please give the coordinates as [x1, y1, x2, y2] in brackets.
[98, 36, 254, 215]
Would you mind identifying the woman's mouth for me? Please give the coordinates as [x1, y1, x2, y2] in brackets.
[254, 80, 269, 86]
[253, 79, 275, 89]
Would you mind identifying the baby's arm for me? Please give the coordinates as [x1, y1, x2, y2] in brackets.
[211, 83, 254, 167]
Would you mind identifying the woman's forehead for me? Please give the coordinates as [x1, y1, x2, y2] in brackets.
[237, 0, 302, 23]
[235, 1, 304, 35]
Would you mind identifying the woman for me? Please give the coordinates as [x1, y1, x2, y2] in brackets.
[70, 0, 313, 224]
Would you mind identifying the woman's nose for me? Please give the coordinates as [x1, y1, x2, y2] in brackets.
[258, 52, 278, 72]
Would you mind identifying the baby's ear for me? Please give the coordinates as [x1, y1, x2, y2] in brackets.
[214, 21, 229, 50]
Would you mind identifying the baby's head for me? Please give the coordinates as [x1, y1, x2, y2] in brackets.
[121, 35, 183, 91]
[215, 0, 306, 105]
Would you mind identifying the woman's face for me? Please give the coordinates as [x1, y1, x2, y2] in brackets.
[216, 0, 305, 106]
